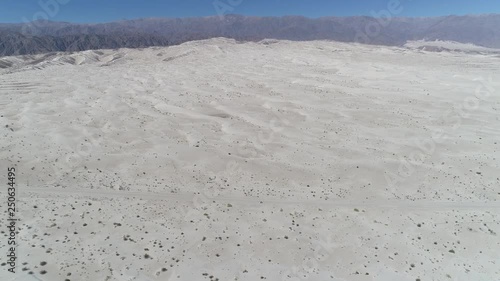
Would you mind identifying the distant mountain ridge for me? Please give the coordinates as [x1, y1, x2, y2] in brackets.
[1, 14, 499, 56]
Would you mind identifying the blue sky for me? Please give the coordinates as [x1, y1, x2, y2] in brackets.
[0, 0, 498, 23]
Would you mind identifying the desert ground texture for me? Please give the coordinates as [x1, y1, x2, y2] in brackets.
[0, 39, 499, 281]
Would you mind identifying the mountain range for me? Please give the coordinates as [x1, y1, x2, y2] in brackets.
[1, 14, 499, 56]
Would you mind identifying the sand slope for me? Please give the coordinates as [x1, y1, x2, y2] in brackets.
[0, 39, 499, 281]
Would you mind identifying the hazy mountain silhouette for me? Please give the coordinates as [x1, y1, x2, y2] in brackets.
[1, 14, 499, 56]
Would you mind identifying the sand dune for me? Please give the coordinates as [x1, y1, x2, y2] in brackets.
[0, 39, 499, 280]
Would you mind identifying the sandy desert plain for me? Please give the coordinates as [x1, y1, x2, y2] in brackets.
[0, 38, 499, 281]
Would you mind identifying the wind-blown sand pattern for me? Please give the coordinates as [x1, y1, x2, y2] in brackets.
[0, 39, 499, 281]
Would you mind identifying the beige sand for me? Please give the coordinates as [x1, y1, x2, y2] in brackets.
[0, 39, 499, 280]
